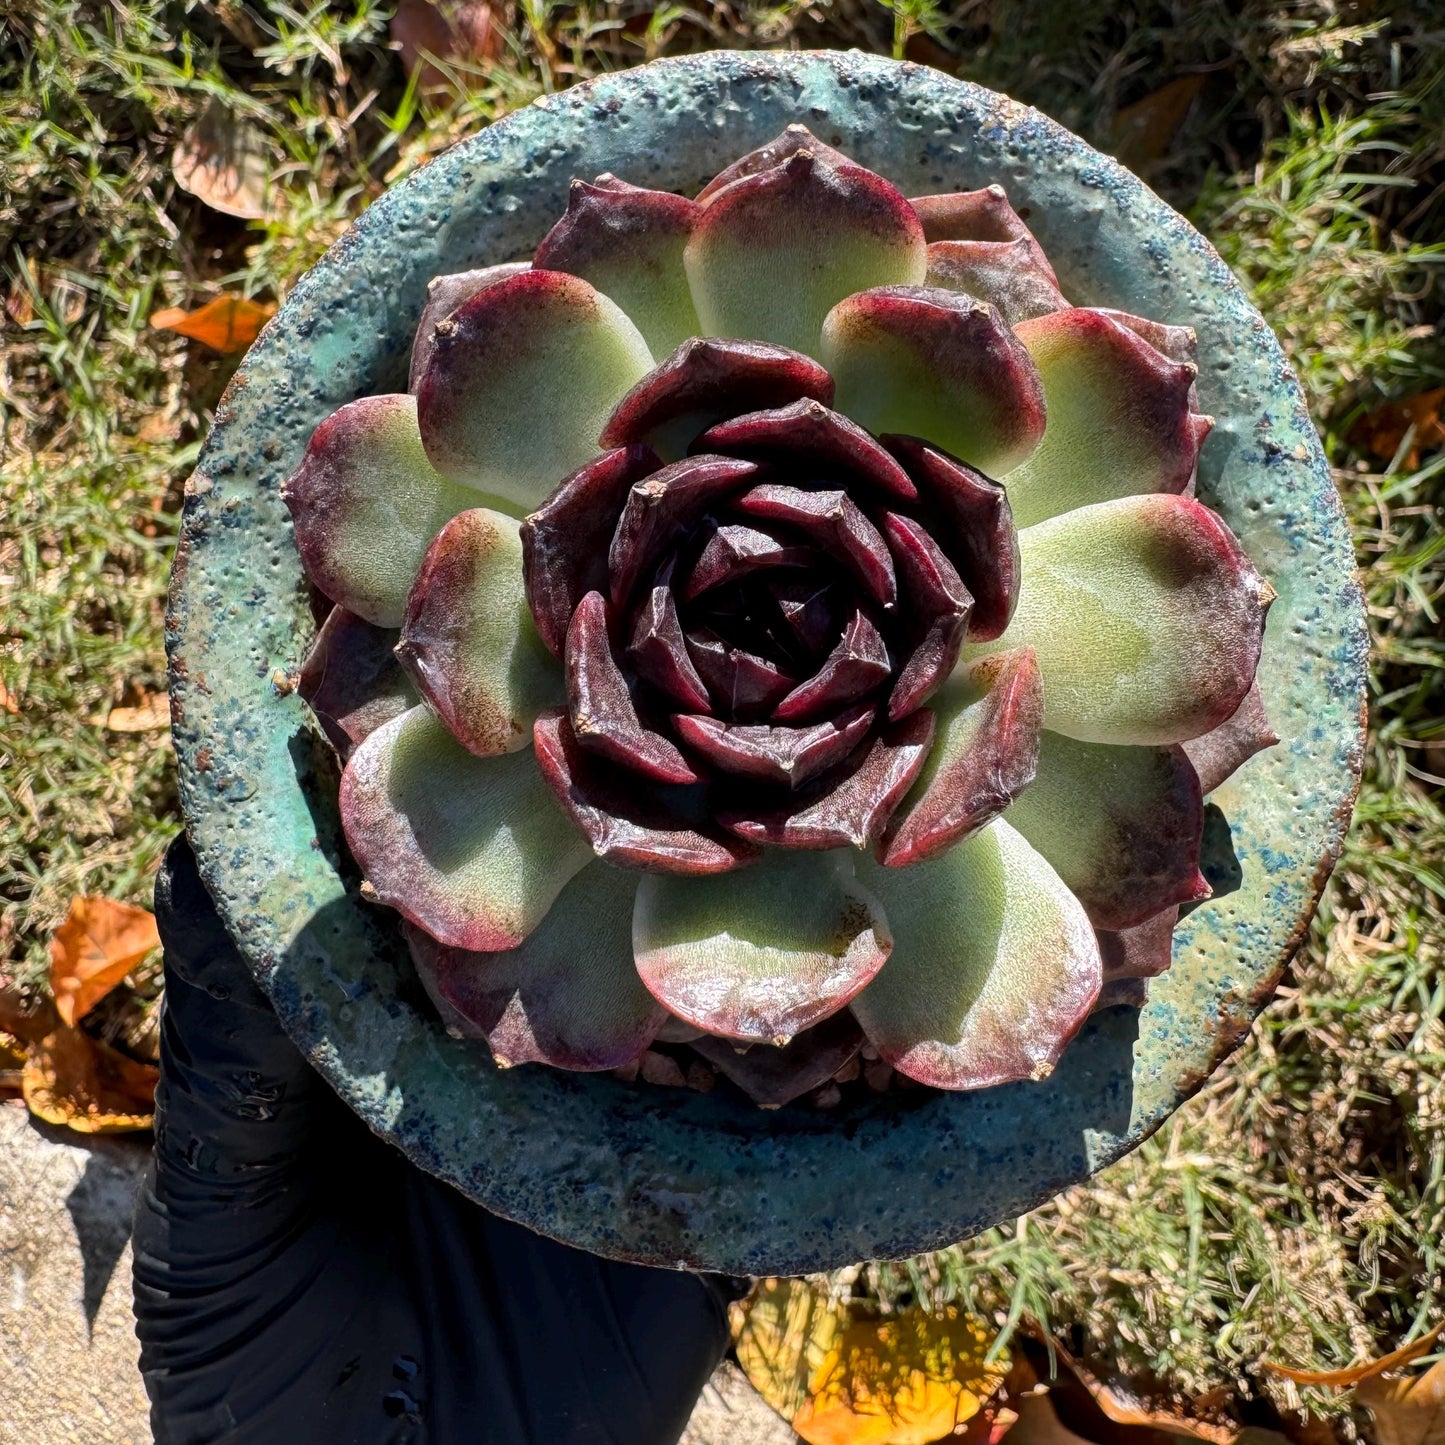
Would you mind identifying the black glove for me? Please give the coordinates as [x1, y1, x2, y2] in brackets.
[133, 836, 740, 1445]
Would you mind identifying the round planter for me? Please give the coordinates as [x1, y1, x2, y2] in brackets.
[167, 49, 1368, 1274]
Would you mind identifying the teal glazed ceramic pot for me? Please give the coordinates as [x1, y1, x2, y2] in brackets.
[167, 49, 1367, 1273]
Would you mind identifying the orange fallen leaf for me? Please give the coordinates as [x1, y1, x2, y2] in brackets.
[0, 678, 18, 715]
[173, 99, 272, 219]
[150, 294, 275, 353]
[50, 895, 161, 1028]
[1357, 1359, 1445, 1445]
[21, 1027, 158, 1134]
[1263, 1320, 1445, 1388]
[793, 1306, 1006, 1445]
[1347, 388, 1445, 471]
[96, 691, 171, 733]
[1051, 1341, 1237, 1443]
[1113, 75, 1205, 168]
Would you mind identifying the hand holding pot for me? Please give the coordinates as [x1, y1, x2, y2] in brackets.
[132, 836, 737, 1445]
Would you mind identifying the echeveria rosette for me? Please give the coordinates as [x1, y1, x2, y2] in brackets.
[282, 125, 1276, 1104]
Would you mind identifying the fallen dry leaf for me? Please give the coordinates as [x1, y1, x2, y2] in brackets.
[96, 691, 171, 733]
[1347, 388, 1445, 471]
[22, 1027, 158, 1134]
[1053, 1342, 1237, 1444]
[1357, 1360, 1445, 1445]
[50, 895, 161, 1028]
[733, 1278, 845, 1421]
[0, 678, 18, 715]
[1113, 76, 1206, 168]
[392, 0, 502, 88]
[1263, 1321, 1445, 1388]
[793, 1305, 1007, 1445]
[150, 294, 276, 353]
[173, 99, 272, 219]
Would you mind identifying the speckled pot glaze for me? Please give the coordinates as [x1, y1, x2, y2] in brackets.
[167, 49, 1367, 1274]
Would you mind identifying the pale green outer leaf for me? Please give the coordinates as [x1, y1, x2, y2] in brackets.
[683, 156, 926, 360]
[1001, 308, 1200, 528]
[967, 494, 1267, 745]
[340, 705, 591, 952]
[397, 508, 563, 756]
[416, 271, 655, 510]
[282, 393, 481, 627]
[853, 819, 1101, 1089]
[1002, 730, 1208, 930]
[632, 849, 892, 1044]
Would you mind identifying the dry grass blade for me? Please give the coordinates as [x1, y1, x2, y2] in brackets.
[1262, 1321, 1445, 1387]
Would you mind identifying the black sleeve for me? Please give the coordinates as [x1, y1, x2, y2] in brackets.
[133, 836, 739, 1445]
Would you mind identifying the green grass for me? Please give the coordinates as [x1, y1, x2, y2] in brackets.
[2, 0, 1441, 1421]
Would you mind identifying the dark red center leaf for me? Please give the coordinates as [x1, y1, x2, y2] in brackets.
[518, 339, 1021, 872]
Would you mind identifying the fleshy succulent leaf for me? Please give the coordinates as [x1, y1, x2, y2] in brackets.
[627, 569, 713, 711]
[924, 239, 1067, 326]
[282, 394, 478, 627]
[340, 706, 591, 951]
[396, 508, 563, 757]
[694, 124, 857, 204]
[685, 150, 926, 359]
[1003, 731, 1209, 930]
[683, 523, 818, 601]
[297, 606, 420, 758]
[533, 709, 757, 874]
[972, 494, 1269, 746]
[692, 1010, 865, 1107]
[600, 336, 833, 459]
[608, 454, 761, 606]
[852, 819, 1101, 1089]
[532, 176, 702, 359]
[685, 628, 798, 719]
[1096, 906, 1178, 982]
[565, 591, 701, 784]
[695, 399, 917, 503]
[883, 436, 1019, 641]
[879, 649, 1042, 868]
[821, 286, 1047, 477]
[1004, 308, 1210, 528]
[721, 711, 935, 850]
[632, 849, 892, 1043]
[404, 867, 665, 1071]
[881, 512, 972, 720]
[409, 263, 530, 393]
[520, 444, 661, 659]
[733, 483, 897, 606]
[772, 608, 891, 724]
[1181, 680, 1279, 793]
[908, 186, 1056, 277]
[415, 269, 653, 509]
[674, 702, 877, 787]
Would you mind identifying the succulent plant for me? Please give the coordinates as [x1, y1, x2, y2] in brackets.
[282, 126, 1277, 1103]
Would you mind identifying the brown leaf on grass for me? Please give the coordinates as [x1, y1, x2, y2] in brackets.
[1358, 1361, 1445, 1445]
[21, 1028, 157, 1134]
[793, 1305, 1006, 1445]
[0, 679, 18, 715]
[1263, 1321, 1445, 1388]
[1112, 76, 1205, 167]
[1347, 388, 1445, 471]
[50, 896, 161, 1028]
[150, 295, 275, 353]
[1012, 1330, 1239, 1445]
[391, 0, 502, 88]
[173, 99, 272, 219]
[93, 691, 171, 733]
